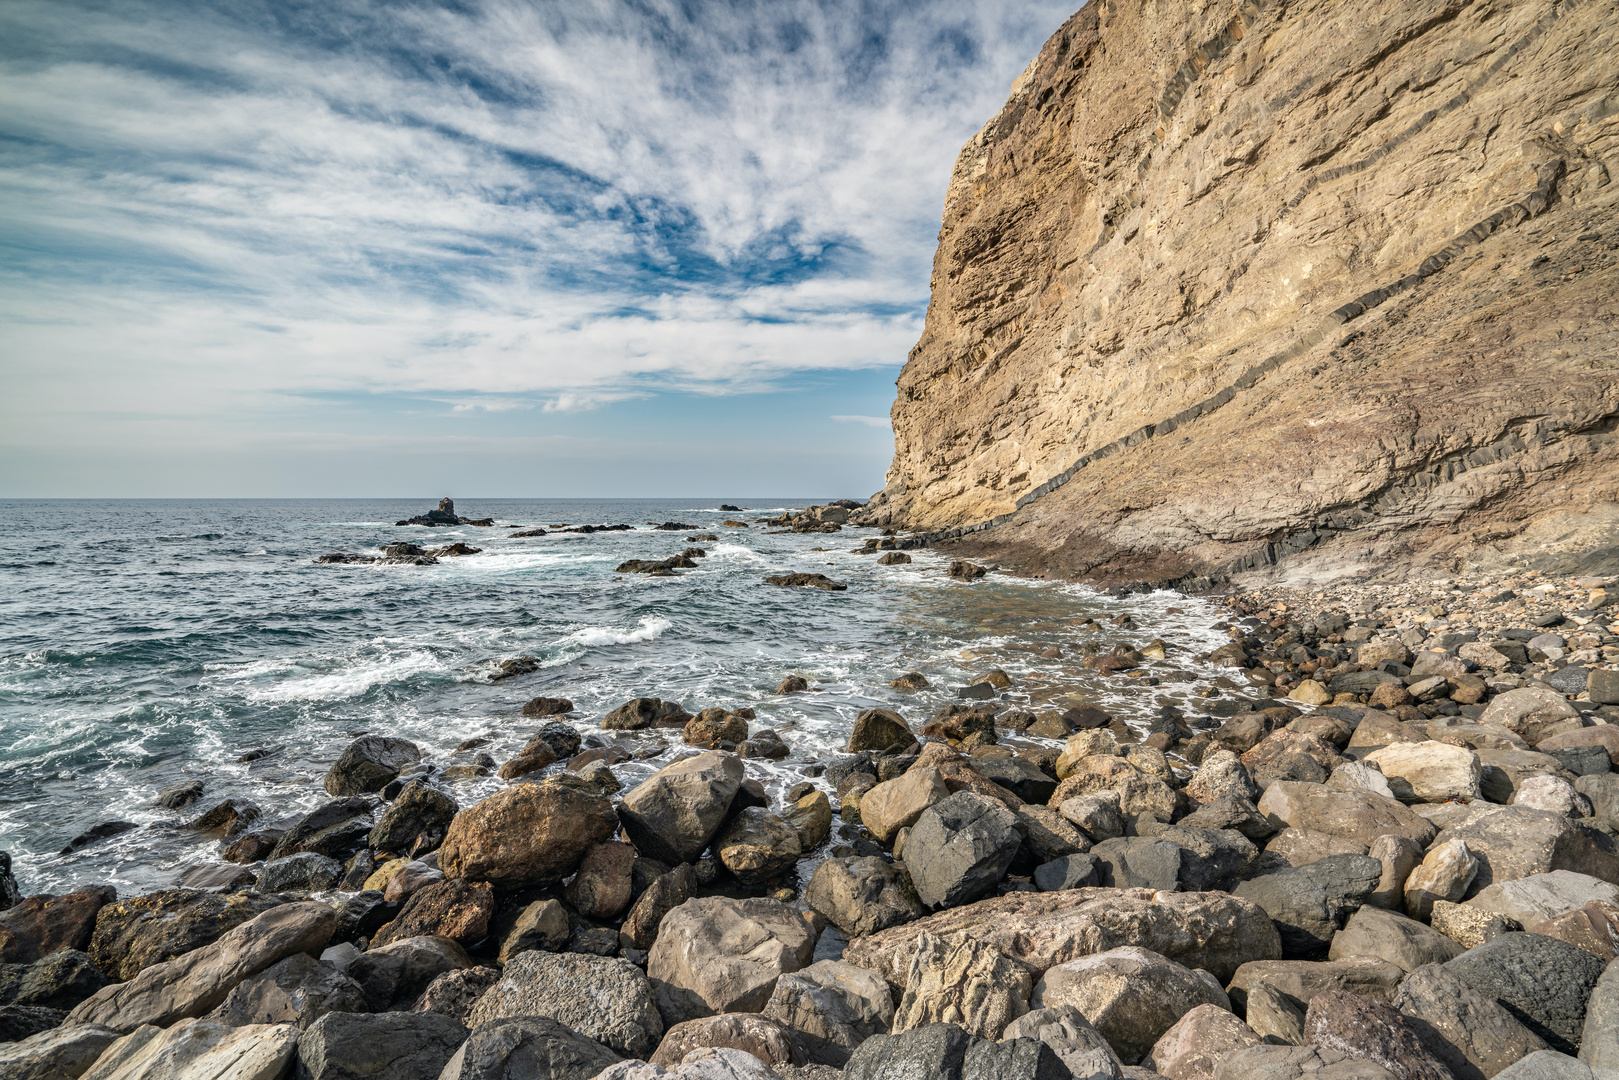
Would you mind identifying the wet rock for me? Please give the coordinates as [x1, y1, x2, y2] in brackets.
[222, 830, 282, 865]
[843, 1022, 975, 1080]
[368, 781, 458, 859]
[1445, 932, 1607, 1054]
[763, 960, 895, 1067]
[59, 822, 137, 856]
[0, 888, 118, 965]
[617, 752, 745, 865]
[1393, 962, 1549, 1080]
[469, 949, 663, 1059]
[621, 865, 699, 951]
[1328, 906, 1461, 971]
[256, 853, 344, 895]
[156, 781, 205, 811]
[382, 859, 444, 902]
[266, 798, 375, 863]
[764, 573, 847, 591]
[1256, 782, 1437, 849]
[1301, 990, 1450, 1080]
[66, 901, 336, 1032]
[1146, 1003, 1261, 1080]
[439, 1015, 621, 1080]
[892, 931, 1034, 1040]
[651, 1013, 800, 1068]
[777, 676, 809, 694]
[715, 809, 803, 887]
[521, 696, 574, 718]
[905, 792, 1023, 909]
[205, 951, 366, 1030]
[739, 729, 790, 761]
[297, 1010, 468, 1080]
[371, 878, 493, 949]
[782, 793, 832, 852]
[410, 965, 500, 1023]
[0, 1022, 119, 1080]
[325, 736, 422, 798]
[1234, 855, 1383, 959]
[1033, 945, 1228, 1062]
[848, 710, 913, 753]
[439, 782, 616, 888]
[191, 803, 264, 842]
[1404, 838, 1480, 921]
[804, 857, 926, 938]
[647, 897, 816, 1024]
[347, 934, 472, 1012]
[0, 949, 109, 1012]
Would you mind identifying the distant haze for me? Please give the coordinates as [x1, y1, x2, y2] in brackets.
[0, 0, 1074, 497]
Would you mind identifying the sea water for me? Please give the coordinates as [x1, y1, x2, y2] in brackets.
[0, 498, 1241, 896]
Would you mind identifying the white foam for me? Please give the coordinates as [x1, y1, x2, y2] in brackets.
[559, 615, 671, 648]
[232, 650, 447, 703]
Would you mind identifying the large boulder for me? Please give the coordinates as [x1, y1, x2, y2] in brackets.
[325, 736, 421, 797]
[0, 888, 118, 965]
[763, 960, 894, 1067]
[905, 792, 1023, 909]
[1581, 960, 1619, 1070]
[1364, 742, 1483, 803]
[1404, 838, 1481, 921]
[297, 1010, 468, 1080]
[804, 857, 926, 938]
[368, 781, 458, 858]
[1226, 956, 1406, 1013]
[783, 791, 833, 852]
[617, 752, 745, 865]
[1212, 1043, 1399, 1079]
[564, 842, 636, 921]
[347, 934, 472, 1012]
[86, 889, 281, 982]
[1393, 963, 1549, 1080]
[0, 1024, 120, 1080]
[1232, 855, 1383, 959]
[438, 782, 617, 888]
[411, 966, 501, 1023]
[65, 901, 335, 1032]
[265, 798, 374, 863]
[842, 887, 1279, 991]
[1327, 906, 1461, 972]
[1000, 1005, 1124, 1080]
[1432, 807, 1619, 897]
[1034, 946, 1229, 1062]
[438, 1016, 621, 1080]
[1146, 1003, 1261, 1080]
[647, 898, 816, 1025]
[371, 879, 494, 949]
[1366, 834, 1424, 912]
[843, 1023, 974, 1080]
[1302, 990, 1451, 1080]
[650, 1013, 799, 1069]
[1256, 783, 1436, 849]
[468, 949, 663, 1059]
[891, 932, 1033, 1040]
[0, 949, 111, 1011]
[205, 952, 366, 1030]
[620, 864, 698, 952]
[81, 1019, 299, 1080]
[714, 809, 802, 887]
[1479, 688, 1581, 735]
[861, 769, 949, 844]
[1468, 872, 1619, 929]
[1445, 932, 1608, 1055]
[848, 709, 914, 753]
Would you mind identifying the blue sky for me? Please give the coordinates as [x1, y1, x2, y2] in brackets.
[0, 0, 1074, 498]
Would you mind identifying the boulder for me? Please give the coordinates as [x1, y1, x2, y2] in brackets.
[1263, 828, 1368, 869]
[347, 935, 472, 1012]
[265, 799, 374, 863]
[843, 1023, 975, 1080]
[1241, 981, 1307, 1046]
[685, 710, 751, 748]
[1530, 901, 1619, 961]
[861, 769, 949, 844]
[848, 710, 913, 753]
[409, 966, 501, 1023]
[1145, 1003, 1261, 1080]
[603, 698, 691, 731]
[370, 878, 493, 948]
[438, 1016, 621, 1080]
[1364, 742, 1482, 803]
[296, 1010, 468, 1080]
[468, 949, 663, 1059]
[1494, 1051, 1618, 1078]
[1257, 783, 1436, 849]
[647, 898, 816, 1025]
[1432, 807, 1619, 896]
[565, 842, 636, 921]
[803, 857, 926, 938]
[1328, 906, 1461, 972]
[1211, 1043, 1400, 1078]
[1226, 956, 1406, 1013]
[1155, 826, 1257, 891]
[1514, 775, 1590, 818]
[1034, 855, 1101, 892]
[1033, 946, 1229, 1062]
[1404, 839, 1480, 921]
[0, 888, 118, 965]
[621, 864, 699, 951]
[439, 782, 617, 888]
[891, 931, 1034, 1040]
[841, 888, 1280, 991]
[1445, 932, 1607, 1054]
[1302, 991, 1451, 1080]
[1366, 835, 1424, 911]
[651, 1013, 800, 1068]
[1014, 804, 1094, 865]
[783, 792, 832, 852]
[81, 1019, 299, 1080]
[1185, 751, 1261, 806]
[0, 949, 110, 1011]
[325, 736, 422, 797]
[617, 752, 745, 865]
[1469, 871, 1619, 929]
[1059, 792, 1126, 842]
[1000, 1005, 1124, 1080]
[0, 1006, 68, 1043]
[368, 781, 458, 858]
[0, 1023, 120, 1080]
[1430, 900, 1519, 950]
[65, 901, 336, 1032]
[205, 952, 366, 1030]
[256, 853, 343, 894]
[715, 809, 802, 886]
[1178, 795, 1274, 843]
[1393, 962, 1549, 1080]
[763, 960, 894, 1067]
[1480, 689, 1581, 735]
[1581, 960, 1619, 1070]
[1089, 837, 1185, 891]
[905, 792, 1023, 909]
[1232, 855, 1383, 959]
[974, 757, 1059, 805]
[1478, 749, 1573, 805]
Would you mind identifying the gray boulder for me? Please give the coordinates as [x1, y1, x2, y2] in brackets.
[1087, 837, 1183, 892]
[256, 852, 343, 894]
[1153, 826, 1258, 892]
[617, 752, 745, 865]
[905, 793, 1023, 909]
[1393, 962, 1549, 1080]
[347, 934, 473, 1012]
[266, 798, 376, 863]
[962, 1037, 1075, 1080]
[82, 1019, 299, 1080]
[1233, 855, 1383, 958]
[804, 857, 926, 938]
[1033, 945, 1228, 1062]
[1002, 1005, 1123, 1079]
[410, 966, 501, 1022]
[469, 949, 662, 1059]
[1580, 959, 1619, 1070]
[647, 898, 816, 1026]
[297, 1010, 467, 1080]
[1445, 932, 1607, 1054]
[0, 949, 109, 1011]
[1469, 872, 1619, 928]
[1212, 1043, 1398, 1078]
[1144, 1003, 1259, 1080]
[844, 1022, 975, 1080]
[325, 736, 421, 797]
[1034, 854, 1100, 892]
[1434, 808, 1619, 896]
[206, 952, 366, 1030]
[763, 960, 894, 1066]
[1496, 1050, 1619, 1078]
[0, 1024, 119, 1080]
[1327, 907, 1461, 972]
[368, 781, 457, 858]
[438, 1016, 621, 1080]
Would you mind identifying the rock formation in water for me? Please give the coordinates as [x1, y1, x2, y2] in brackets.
[862, 0, 1619, 585]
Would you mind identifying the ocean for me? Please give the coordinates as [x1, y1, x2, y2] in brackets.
[0, 498, 1237, 897]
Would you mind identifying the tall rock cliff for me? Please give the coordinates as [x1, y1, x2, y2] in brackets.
[865, 0, 1619, 585]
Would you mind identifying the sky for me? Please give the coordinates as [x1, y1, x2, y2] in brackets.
[0, 0, 1075, 498]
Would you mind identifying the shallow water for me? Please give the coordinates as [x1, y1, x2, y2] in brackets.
[0, 498, 1246, 896]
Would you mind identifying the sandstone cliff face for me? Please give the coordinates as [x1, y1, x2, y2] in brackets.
[865, 0, 1619, 585]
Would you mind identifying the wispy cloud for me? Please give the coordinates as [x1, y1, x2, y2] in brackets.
[831, 414, 893, 428]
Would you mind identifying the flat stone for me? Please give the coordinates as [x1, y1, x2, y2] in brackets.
[83, 1019, 299, 1080]
[1256, 782, 1436, 849]
[1469, 871, 1619, 928]
[0, 1023, 120, 1080]
[205, 952, 367, 1030]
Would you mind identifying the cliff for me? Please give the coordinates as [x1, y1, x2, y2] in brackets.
[863, 0, 1619, 586]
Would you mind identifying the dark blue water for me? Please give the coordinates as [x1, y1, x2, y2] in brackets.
[0, 498, 1231, 896]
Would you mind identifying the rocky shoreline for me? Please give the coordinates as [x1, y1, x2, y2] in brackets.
[4, 545, 1619, 1080]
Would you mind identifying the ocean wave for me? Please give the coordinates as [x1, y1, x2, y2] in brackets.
[214, 649, 448, 703]
[558, 614, 671, 648]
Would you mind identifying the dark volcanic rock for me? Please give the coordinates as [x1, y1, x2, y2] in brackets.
[368, 781, 458, 858]
[844, 1022, 976, 1080]
[1233, 854, 1383, 959]
[765, 573, 848, 591]
[266, 798, 375, 863]
[297, 1009, 469, 1080]
[1444, 931, 1607, 1054]
[449, 1016, 622, 1080]
[0, 888, 118, 965]
[905, 792, 1023, 909]
[0, 949, 109, 1011]
[325, 736, 422, 797]
[89, 889, 283, 981]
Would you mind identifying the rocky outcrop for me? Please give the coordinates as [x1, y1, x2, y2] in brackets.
[861, 0, 1619, 585]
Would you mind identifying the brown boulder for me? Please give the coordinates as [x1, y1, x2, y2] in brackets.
[370, 879, 494, 949]
[1303, 989, 1451, 1080]
[0, 888, 117, 965]
[564, 841, 636, 921]
[847, 709, 913, 753]
[650, 1013, 802, 1068]
[1256, 782, 1436, 849]
[88, 889, 281, 981]
[438, 782, 617, 888]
